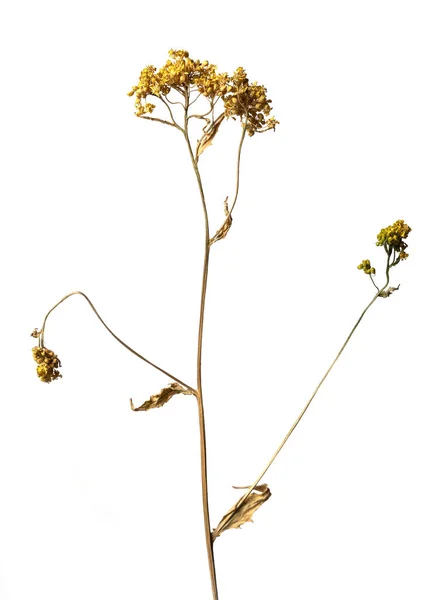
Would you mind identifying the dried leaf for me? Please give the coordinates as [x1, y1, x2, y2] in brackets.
[209, 215, 232, 246]
[209, 197, 232, 246]
[130, 383, 194, 412]
[212, 484, 271, 540]
[196, 113, 225, 159]
[379, 284, 400, 298]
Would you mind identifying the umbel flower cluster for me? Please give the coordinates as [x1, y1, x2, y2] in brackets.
[376, 219, 411, 260]
[358, 219, 411, 277]
[128, 49, 278, 136]
[32, 346, 62, 383]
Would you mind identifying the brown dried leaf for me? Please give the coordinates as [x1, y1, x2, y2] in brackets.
[212, 484, 271, 540]
[196, 113, 225, 159]
[379, 284, 400, 298]
[130, 383, 194, 412]
[209, 197, 232, 246]
[209, 215, 232, 246]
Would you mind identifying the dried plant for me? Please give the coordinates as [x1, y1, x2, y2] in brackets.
[30, 49, 411, 599]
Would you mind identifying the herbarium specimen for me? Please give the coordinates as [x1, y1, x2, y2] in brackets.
[31, 49, 411, 599]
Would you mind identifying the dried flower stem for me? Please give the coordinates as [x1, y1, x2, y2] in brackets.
[183, 93, 219, 599]
[31, 48, 412, 599]
[212, 250, 394, 541]
[181, 100, 250, 600]
[40, 291, 195, 393]
[139, 115, 176, 128]
[135, 80, 250, 599]
[229, 119, 247, 216]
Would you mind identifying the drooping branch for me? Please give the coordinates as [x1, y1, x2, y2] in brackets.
[38, 291, 196, 393]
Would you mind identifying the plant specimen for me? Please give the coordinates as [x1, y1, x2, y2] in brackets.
[30, 49, 411, 599]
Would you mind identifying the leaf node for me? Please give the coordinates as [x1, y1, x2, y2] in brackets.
[212, 484, 271, 540]
[196, 113, 225, 160]
[209, 197, 232, 246]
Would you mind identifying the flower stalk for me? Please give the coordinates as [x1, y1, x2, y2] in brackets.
[30, 47, 411, 600]
[183, 90, 218, 598]
[212, 221, 411, 541]
[212, 220, 411, 539]
[33, 291, 195, 393]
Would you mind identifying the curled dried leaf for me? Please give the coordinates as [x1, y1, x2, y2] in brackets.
[209, 215, 232, 246]
[379, 285, 400, 298]
[209, 197, 232, 246]
[130, 383, 194, 412]
[196, 113, 225, 159]
[212, 484, 271, 540]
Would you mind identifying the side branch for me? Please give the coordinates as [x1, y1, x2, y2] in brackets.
[212, 288, 384, 541]
[139, 115, 177, 129]
[158, 97, 185, 132]
[39, 291, 196, 393]
[212, 250, 397, 540]
[229, 117, 248, 216]
[208, 118, 247, 247]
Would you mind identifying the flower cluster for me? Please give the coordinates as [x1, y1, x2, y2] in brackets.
[357, 259, 376, 275]
[223, 67, 278, 136]
[128, 65, 161, 116]
[128, 50, 278, 135]
[32, 346, 62, 383]
[128, 50, 229, 117]
[376, 219, 411, 260]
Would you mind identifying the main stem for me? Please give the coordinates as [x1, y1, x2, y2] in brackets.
[197, 235, 218, 599]
[183, 123, 219, 597]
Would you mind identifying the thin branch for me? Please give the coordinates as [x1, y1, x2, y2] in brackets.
[188, 91, 202, 107]
[189, 116, 212, 136]
[212, 252, 395, 542]
[39, 291, 196, 394]
[188, 113, 213, 123]
[228, 117, 248, 216]
[189, 100, 215, 121]
[166, 97, 185, 108]
[139, 115, 177, 129]
[369, 273, 380, 291]
[158, 96, 184, 132]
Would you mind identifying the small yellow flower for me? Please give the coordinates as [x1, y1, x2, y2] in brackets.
[357, 259, 376, 275]
[32, 346, 62, 383]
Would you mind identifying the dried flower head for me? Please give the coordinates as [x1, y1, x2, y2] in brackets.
[128, 50, 278, 135]
[32, 346, 62, 383]
[223, 67, 279, 136]
[376, 219, 411, 260]
[128, 51, 228, 117]
[357, 259, 376, 275]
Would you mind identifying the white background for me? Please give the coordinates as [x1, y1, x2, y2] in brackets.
[1, 1, 439, 599]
